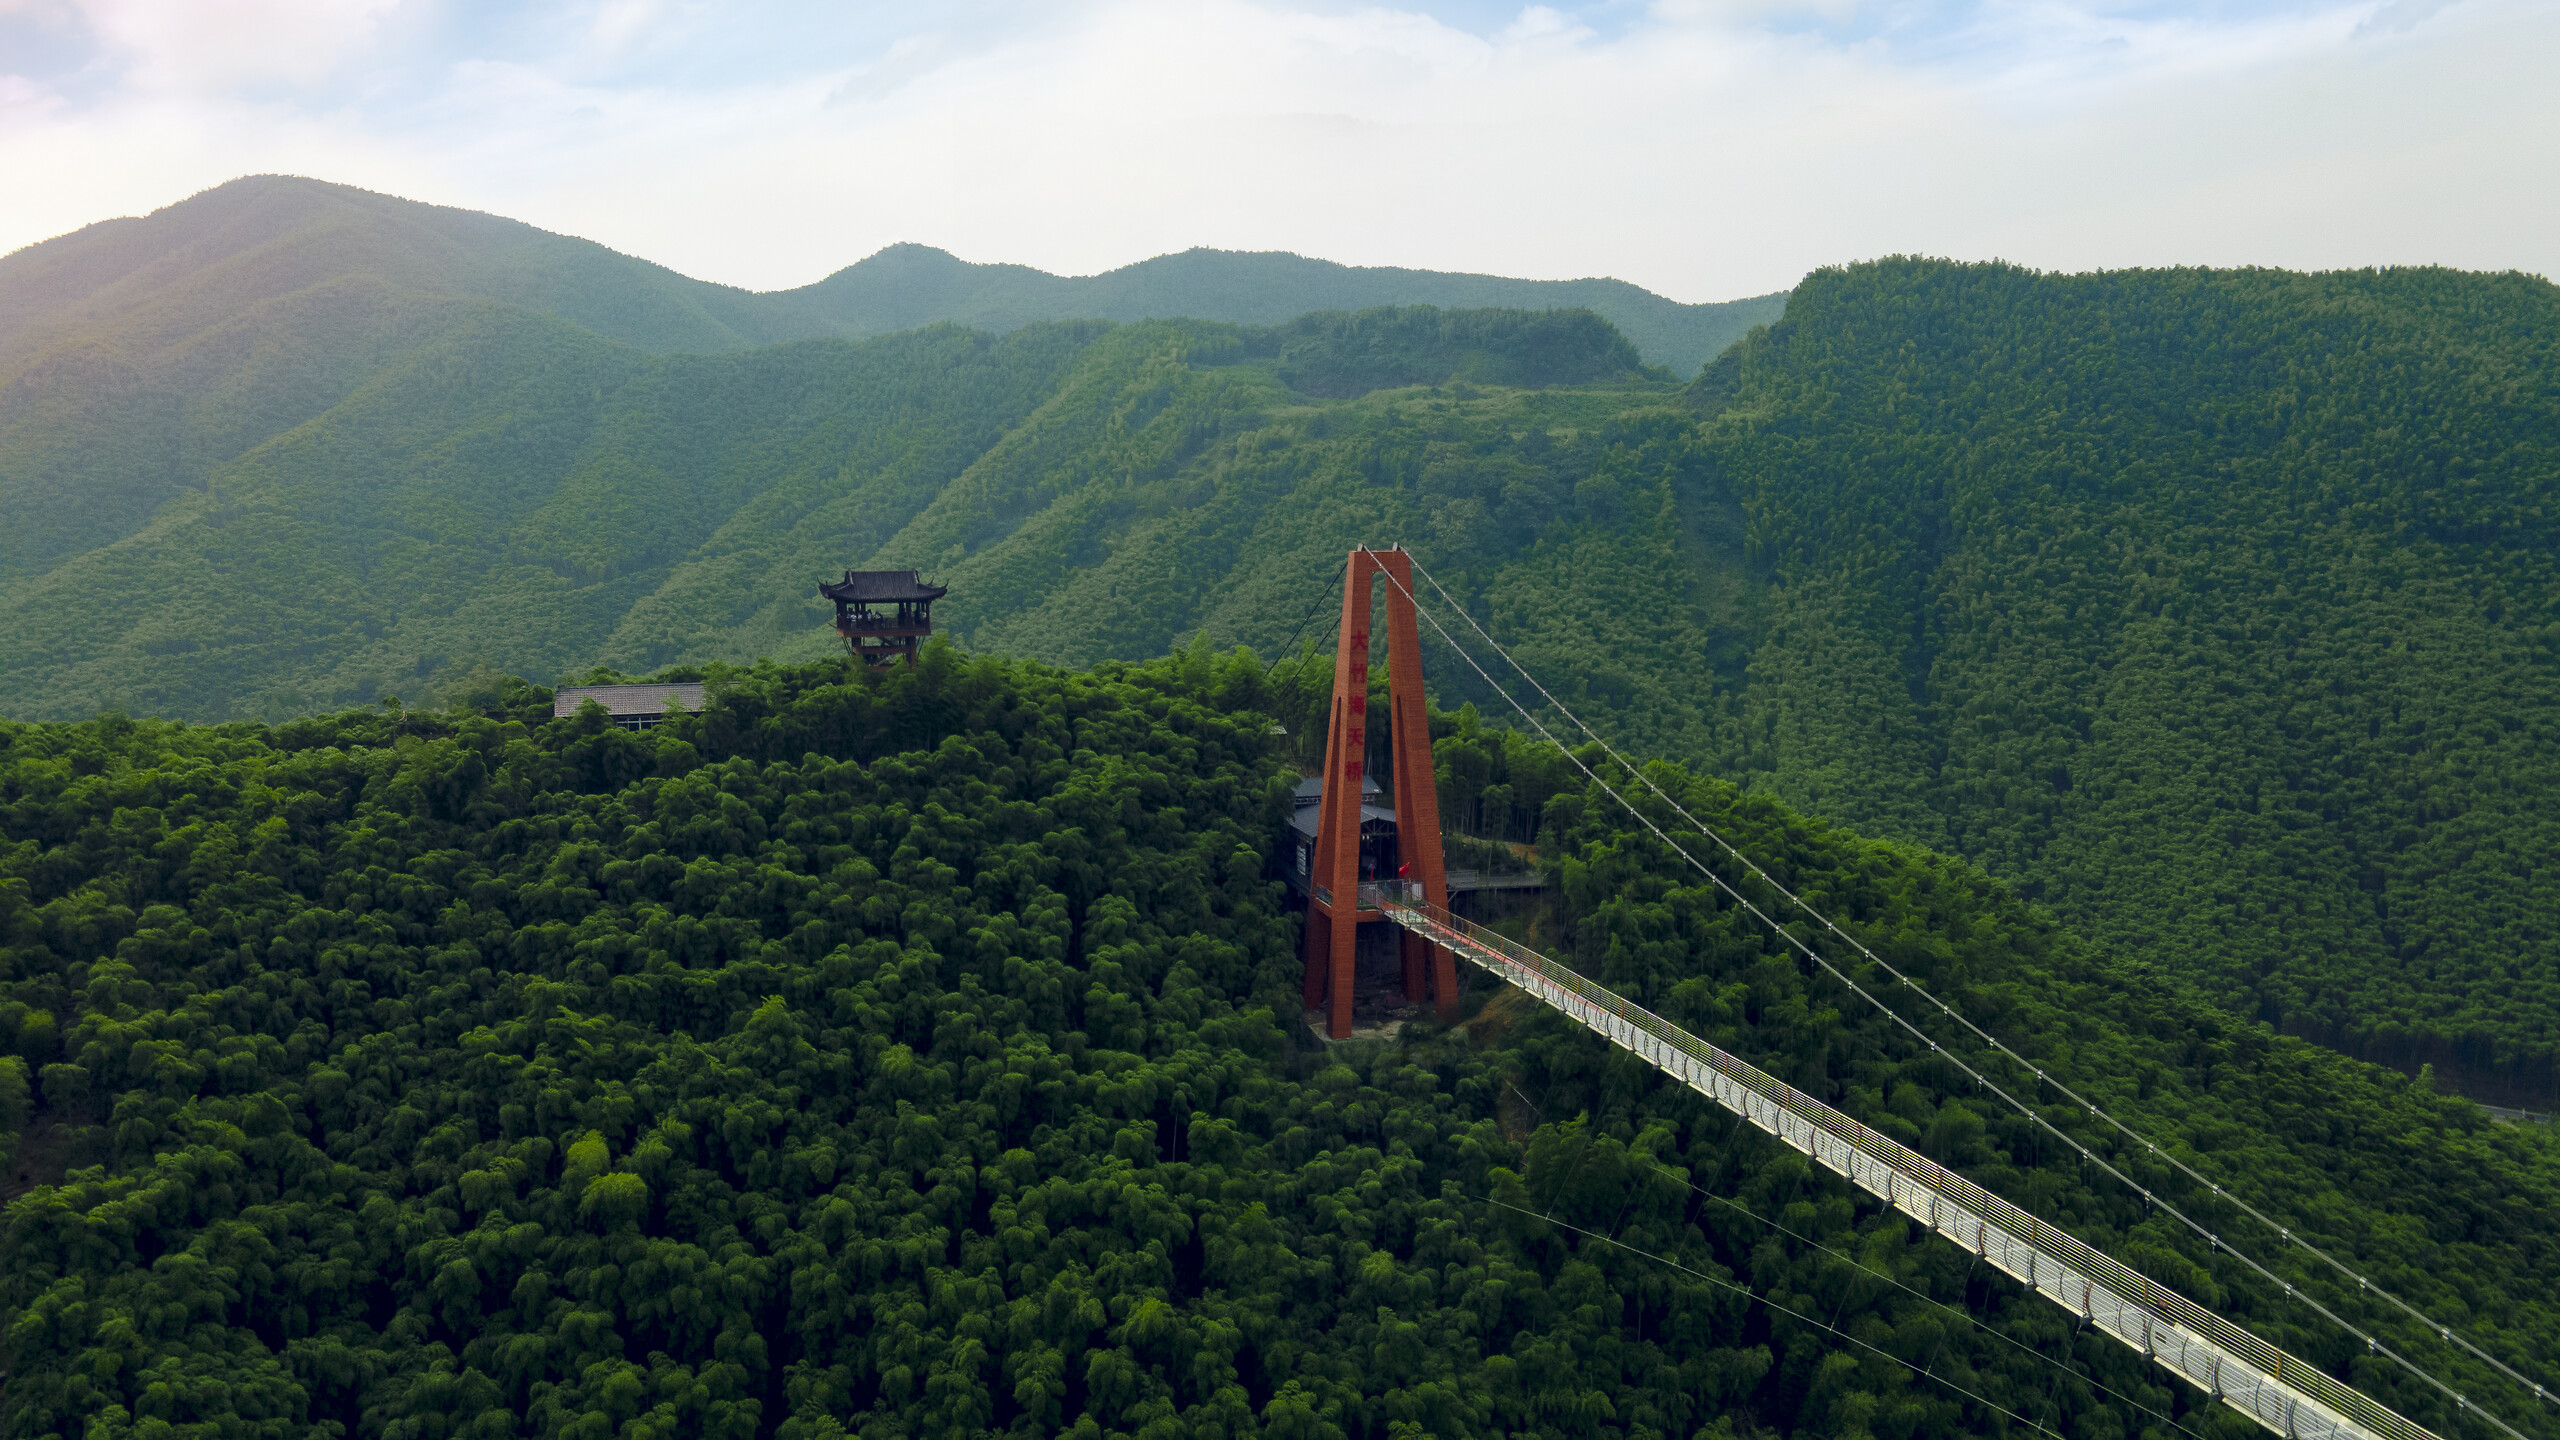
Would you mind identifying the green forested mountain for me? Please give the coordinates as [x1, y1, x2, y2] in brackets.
[843, 261, 2560, 1108]
[789, 241, 1781, 378]
[4, 203, 2555, 1107]
[0, 311, 1108, 712]
[0, 173, 1756, 598]
[3, 654, 2553, 1440]
[0, 172, 1773, 380]
[0, 175, 801, 366]
[0, 176, 801, 588]
[0, 301, 1658, 719]
[1683, 262, 2560, 1105]
[0, 178, 1761, 576]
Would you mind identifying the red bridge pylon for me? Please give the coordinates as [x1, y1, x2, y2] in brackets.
[1302, 547, 1459, 1039]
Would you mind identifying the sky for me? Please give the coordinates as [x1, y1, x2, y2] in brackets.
[0, 0, 2552, 302]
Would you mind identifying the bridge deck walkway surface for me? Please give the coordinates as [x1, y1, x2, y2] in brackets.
[1367, 881, 2443, 1440]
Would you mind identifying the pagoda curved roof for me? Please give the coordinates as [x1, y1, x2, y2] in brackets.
[819, 569, 947, 603]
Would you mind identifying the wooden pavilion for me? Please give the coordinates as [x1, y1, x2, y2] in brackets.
[820, 569, 946, 668]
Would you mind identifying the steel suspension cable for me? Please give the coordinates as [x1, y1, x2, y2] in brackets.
[1260, 579, 1337, 678]
[1398, 552, 2553, 1419]
[1365, 556, 2537, 1440]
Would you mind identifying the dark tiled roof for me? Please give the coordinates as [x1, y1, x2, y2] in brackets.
[820, 569, 947, 603]
[1289, 803, 1397, 840]
[554, 683, 706, 719]
[1292, 774, 1382, 805]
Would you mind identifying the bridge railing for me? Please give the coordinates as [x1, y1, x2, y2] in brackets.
[1374, 882, 2443, 1440]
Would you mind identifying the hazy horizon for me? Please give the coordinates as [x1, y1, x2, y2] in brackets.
[2, 1, 2553, 306]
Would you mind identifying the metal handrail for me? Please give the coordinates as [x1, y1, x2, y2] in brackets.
[1312, 881, 1382, 912]
[1375, 882, 2444, 1440]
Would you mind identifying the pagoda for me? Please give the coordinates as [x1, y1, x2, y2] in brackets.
[820, 569, 946, 668]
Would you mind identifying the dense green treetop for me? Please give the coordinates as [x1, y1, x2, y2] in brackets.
[1681, 261, 2560, 1101]
[1250, 307, 1659, 398]
[2, 649, 2554, 1440]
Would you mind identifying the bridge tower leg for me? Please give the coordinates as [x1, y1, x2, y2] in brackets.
[1302, 554, 1371, 1039]
[1302, 547, 1456, 1039]
[1378, 550, 1460, 1020]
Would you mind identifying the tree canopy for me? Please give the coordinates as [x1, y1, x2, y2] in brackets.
[2, 648, 2553, 1440]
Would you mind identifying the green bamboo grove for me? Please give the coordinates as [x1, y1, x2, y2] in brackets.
[2, 648, 2553, 1439]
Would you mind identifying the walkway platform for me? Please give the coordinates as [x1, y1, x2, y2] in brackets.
[1372, 880, 2443, 1440]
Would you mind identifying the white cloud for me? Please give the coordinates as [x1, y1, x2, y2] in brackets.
[0, 0, 2551, 301]
[69, 0, 410, 93]
[1495, 5, 1590, 43]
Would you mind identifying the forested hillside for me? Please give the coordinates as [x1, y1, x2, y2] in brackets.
[803, 261, 2560, 1109]
[6, 214, 2555, 1112]
[0, 300, 1660, 720]
[0, 173, 1756, 608]
[835, 261, 2560, 1108]
[3, 652, 2553, 1440]
[790, 242, 1780, 377]
[1682, 262, 2560, 1105]
[0, 173, 1771, 380]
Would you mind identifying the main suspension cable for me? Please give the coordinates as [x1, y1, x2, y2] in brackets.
[1260, 577, 1338, 678]
[1366, 556, 2537, 1440]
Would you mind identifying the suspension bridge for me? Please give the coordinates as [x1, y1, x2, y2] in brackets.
[1382, 879, 2421, 1440]
[1290, 545, 2542, 1440]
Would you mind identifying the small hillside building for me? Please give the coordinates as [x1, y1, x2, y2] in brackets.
[553, 683, 705, 730]
[1285, 774, 1394, 895]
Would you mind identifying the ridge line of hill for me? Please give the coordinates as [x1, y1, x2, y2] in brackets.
[1, 174, 1786, 376]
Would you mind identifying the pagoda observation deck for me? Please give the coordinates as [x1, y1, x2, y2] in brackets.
[820, 569, 947, 668]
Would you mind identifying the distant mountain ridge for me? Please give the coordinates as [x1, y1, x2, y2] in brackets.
[0, 176, 1772, 581]
[0, 175, 1783, 375]
[0, 173, 1760, 601]
[0, 175, 795, 365]
[782, 242, 1782, 376]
